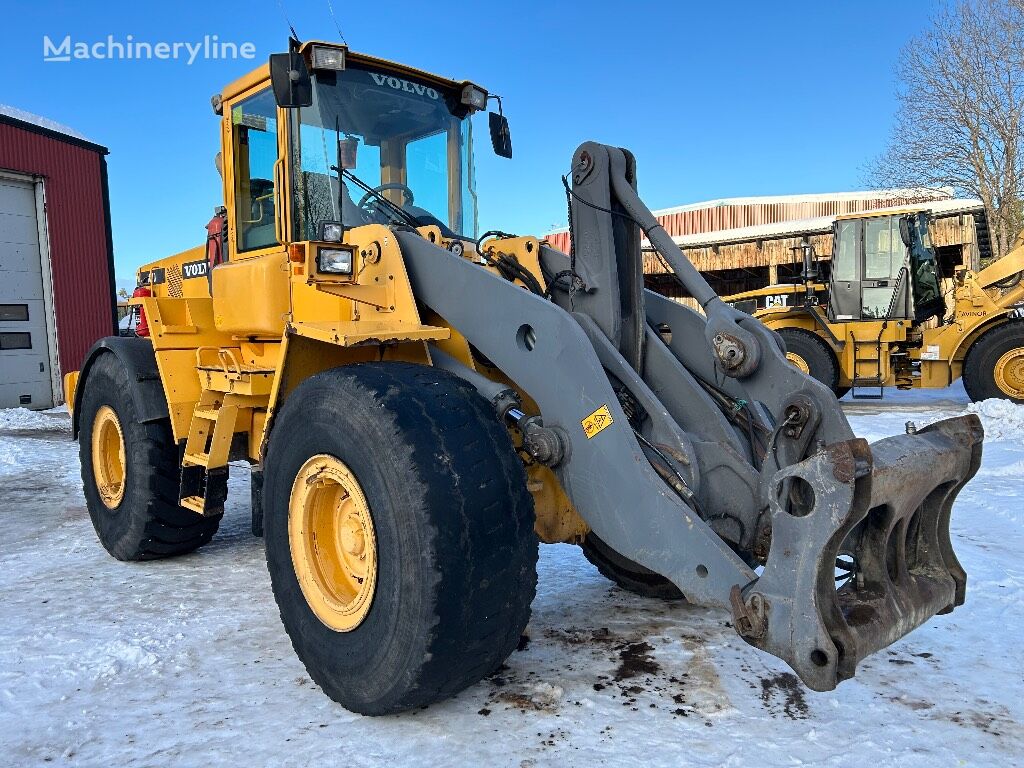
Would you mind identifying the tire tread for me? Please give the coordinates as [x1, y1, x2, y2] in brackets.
[79, 352, 221, 561]
[263, 362, 537, 714]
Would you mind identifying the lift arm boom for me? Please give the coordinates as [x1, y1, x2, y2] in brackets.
[400, 142, 983, 691]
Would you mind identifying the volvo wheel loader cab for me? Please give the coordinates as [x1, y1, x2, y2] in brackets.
[65, 41, 984, 714]
[726, 208, 1024, 401]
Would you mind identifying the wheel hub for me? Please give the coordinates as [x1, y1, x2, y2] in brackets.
[339, 515, 366, 556]
[288, 455, 377, 632]
[786, 351, 810, 375]
[994, 347, 1024, 398]
[91, 405, 126, 509]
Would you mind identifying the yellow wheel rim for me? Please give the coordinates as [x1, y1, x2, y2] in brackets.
[993, 347, 1024, 398]
[786, 352, 811, 375]
[288, 455, 377, 632]
[91, 405, 126, 509]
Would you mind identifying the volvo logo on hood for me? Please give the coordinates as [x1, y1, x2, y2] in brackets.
[369, 72, 440, 100]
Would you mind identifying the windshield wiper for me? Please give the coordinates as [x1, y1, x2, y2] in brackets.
[333, 166, 421, 229]
[328, 122, 419, 230]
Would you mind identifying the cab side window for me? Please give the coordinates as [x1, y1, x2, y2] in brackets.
[232, 90, 279, 252]
[864, 217, 900, 280]
[833, 220, 858, 282]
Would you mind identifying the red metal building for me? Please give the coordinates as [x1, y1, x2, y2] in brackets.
[0, 107, 115, 409]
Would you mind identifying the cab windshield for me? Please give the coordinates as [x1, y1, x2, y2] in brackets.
[290, 62, 478, 240]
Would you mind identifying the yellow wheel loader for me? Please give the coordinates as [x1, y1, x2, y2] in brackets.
[64, 41, 985, 715]
[725, 209, 1024, 400]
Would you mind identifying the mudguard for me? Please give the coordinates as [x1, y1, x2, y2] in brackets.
[71, 337, 169, 438]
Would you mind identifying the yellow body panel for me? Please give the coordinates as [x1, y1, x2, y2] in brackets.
[758, 310, 910, 388]
[726, 283, 826, 305]
[212, 253, 290, 337]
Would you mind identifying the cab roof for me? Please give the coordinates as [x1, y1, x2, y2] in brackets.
[835, 206, 930, 221]
[218, 42, 479, 104]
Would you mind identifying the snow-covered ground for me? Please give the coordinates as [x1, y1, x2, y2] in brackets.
[1, 385, 1022, 766]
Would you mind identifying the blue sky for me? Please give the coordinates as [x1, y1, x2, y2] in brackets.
[2, 1, 934, 286]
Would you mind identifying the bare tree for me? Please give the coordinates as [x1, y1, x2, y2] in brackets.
[870, 0, 1024, 260]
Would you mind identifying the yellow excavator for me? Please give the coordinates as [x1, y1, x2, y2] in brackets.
[64, 40, 984, 714]
[724, 208, 1024, 400]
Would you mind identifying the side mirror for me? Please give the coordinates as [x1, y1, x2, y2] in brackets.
[898, 216, 913, 248]
[489, 112, 512, 159]
[270, 51, 312, 108]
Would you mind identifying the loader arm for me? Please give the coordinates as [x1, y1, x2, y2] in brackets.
[401, 142, 982, 691]
[399, 228, 757, 608]
[977, 235, 1024, 309]
[576, 143, 855, 454]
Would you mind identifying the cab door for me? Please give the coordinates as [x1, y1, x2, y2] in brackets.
[223, 86, 286, 257]
[860, 216, 912, 320]
[827, 218, 861, 321]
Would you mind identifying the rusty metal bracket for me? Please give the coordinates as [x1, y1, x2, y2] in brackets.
[739, 414, 983, 691]
[730, 585, 768, 639]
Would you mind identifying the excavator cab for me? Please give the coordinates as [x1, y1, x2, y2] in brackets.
[260, 42, 506, 248]
[216, 42, 511, 270]
[828, 212, 913, 322]
[827, 211, 944, 324]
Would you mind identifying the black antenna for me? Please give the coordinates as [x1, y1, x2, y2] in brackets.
[276, 0, 301, 42]
[326, 0, 349, 44]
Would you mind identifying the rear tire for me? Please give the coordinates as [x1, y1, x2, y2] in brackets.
[78, 352, 221, 561]
[778, 328, 840, 394]
[263, 362, 538, 715]
[581, 533, 684, 600]
[963, 321, 1024, 403]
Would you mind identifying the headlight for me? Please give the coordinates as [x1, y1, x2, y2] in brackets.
[320, 221, 343, 242]
[317, 247, 354, 275]
[310, 45, 346, 71]
[460, 83, 488, 111]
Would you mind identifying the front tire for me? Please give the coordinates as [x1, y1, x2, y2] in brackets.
[263, 362, 538, 715]
[79, 352, 221, 561]
[778, 328, 840, 395]
[963, 321, 1024, 402]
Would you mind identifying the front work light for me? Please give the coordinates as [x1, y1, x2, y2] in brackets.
[460, 83, 488, 111]
[320, 221, 343, 242]
[317, 246, 354, 275]
[310, 45, 347, 71]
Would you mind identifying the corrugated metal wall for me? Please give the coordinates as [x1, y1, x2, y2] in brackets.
[545, 192, 950, 254]
[0, 121, 114, 379]
[644, 211, 981, 275]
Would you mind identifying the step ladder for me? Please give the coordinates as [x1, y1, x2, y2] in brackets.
[850, 331, 885, 400]
[180, 390, 240, 515]
[178, 348, 273, 516]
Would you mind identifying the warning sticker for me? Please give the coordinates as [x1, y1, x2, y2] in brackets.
[582, 404, 614, 439]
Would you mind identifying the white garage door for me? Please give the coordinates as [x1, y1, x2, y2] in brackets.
[0, 176, 54, 409]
